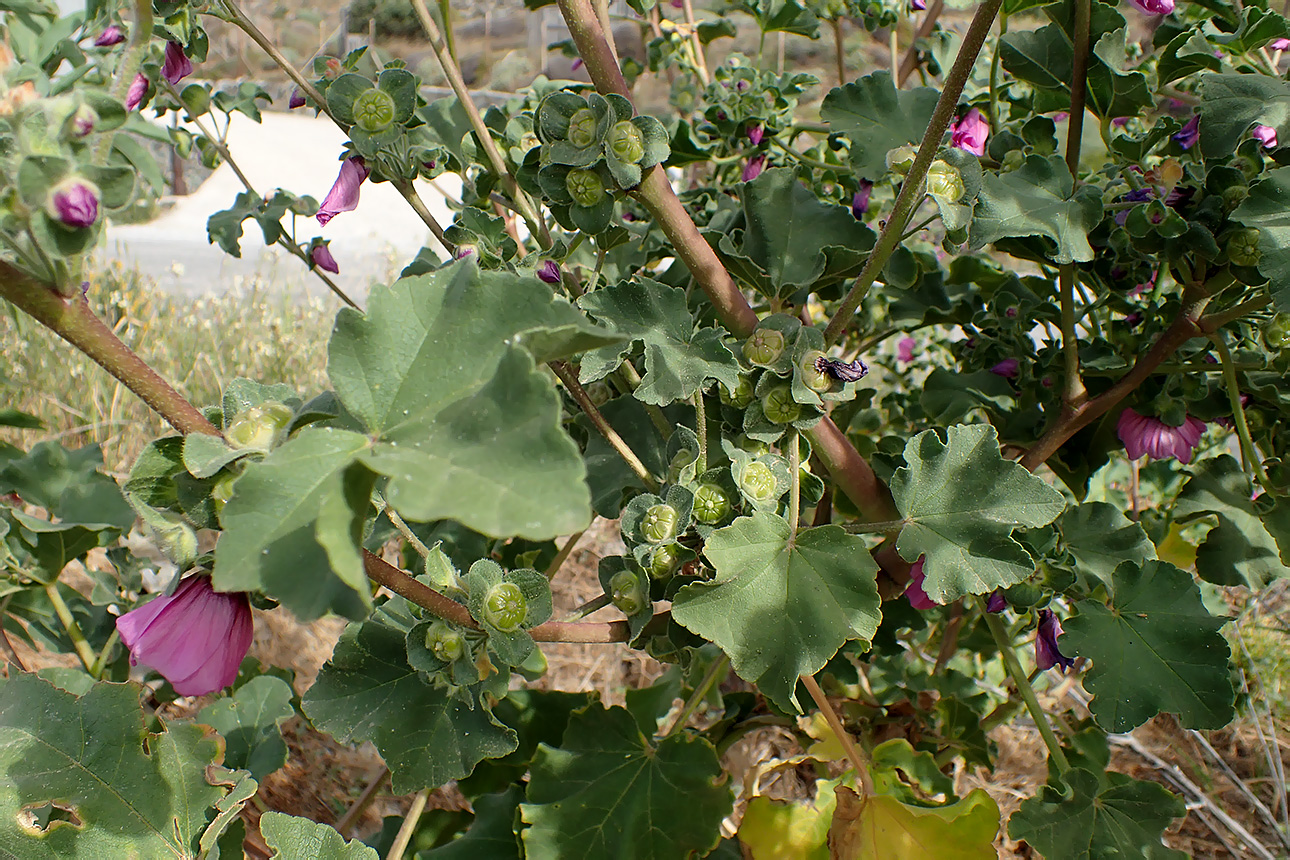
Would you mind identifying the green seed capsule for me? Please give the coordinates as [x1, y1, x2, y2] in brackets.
[610, 569, 645, 615]
[1263, 314, 1290, 350]
[568, 108, 599, 148]
[762, 385, 801, 424]
[667, 449, 694, 484]
[1227, 228, 1262, 266]
[352, 87, 397, 132]
[798, 350, 831, 392]
[566, 168, 606, 207]
[720, 375, 755, 408]
[741, 461, 778, 502]
[743, 328, 786, 365]
[641, 503, 679, 543]
[692, 483, 731, 524]
[925, 159, 965, 201]
[608, 120, 645, 164]
[483, 582, 528, 632]
[649, 543, 679, 579]
[212, 474, 237, 515]
[226, 402, 293, 450]
[425, 621, 466, 662]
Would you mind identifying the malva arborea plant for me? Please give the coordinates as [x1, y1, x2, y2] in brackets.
[1, 0, 1289, 856]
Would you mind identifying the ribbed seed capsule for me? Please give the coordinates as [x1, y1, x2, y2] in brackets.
[425, 621, 465, 662]
[762, 385, 801, 424]
[692, 484, 731, 524]
[566, 168, 606, 207]
[483, 582, 528, 632]
[741, 462, 778, 502]
[641, 503, 679, 543]
[609, 570, 646, 615]
[352, 88, 397, 132]
[568, 108, 599, 148]
[743, 329, 785, 365]
[608, 120, 645, 163]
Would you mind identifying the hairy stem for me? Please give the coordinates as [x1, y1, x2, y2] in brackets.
[45, 583, 97, 672]
[898, 0, 945, 85]
[680, 0, 710, 85]
[694, 390, 708, 475]
[983, 608, 1070, 772]
[1210, 331, 1273, 494]
[550, 361, 660, 492]
[93, 0, 153, 164]
[802, 673, 875, 797]
[788, 431, 801, 545]
[823, 0, 1005, 346]
[221, 0, 335, 125]
[1059, 265, 1086, 408]
[832, 18, 847, 87]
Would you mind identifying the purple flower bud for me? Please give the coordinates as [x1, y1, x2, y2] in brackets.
[1041, 376, 1053, 388]
[1253, 124, 1278, 149]
[990, 358, 1020, 378]
[747, 122, 763, 146]
[904, 556, 936, 610]
[1117, 407, 1207, 463]
[116, 575, 254, 697]
[571, 57, 584, 71]
[289, 88, 306, 109]
[48, 180, 99, 228]
[1005, 307, 1018, 318]
[1273, 38, 1290, 51]
[162, 41, 193, 86]
[986, 590, 1007, 613]
[316, 157, 369, 226]
[125, 72, 148, 111]
[1128, 0, 1174, 13]
[1173, 115, 1200, 150]
[67, 105, 96, 138]
[1123, 312, 1143, 327]
[311, 242, 339, 273]
[94, 25, 125, 47]
[454, 245, 477, 260]
[852, 180, 873, 219]
[949, 107, 989, 157]
[1035, 609, 1074, 671]
[1051, 111, 1070, 123]
[1112, 116, 1130, 127]
[815, 355, 869, 382]
[897, 336, 917, 364]
[742, 154, 765, 182]
[1123, 188, 1155, 204]
[537, 260, 562, 284]
[911, 0, 926, 9]
[737, 80, 749, 92]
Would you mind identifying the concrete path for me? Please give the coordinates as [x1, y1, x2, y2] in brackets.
[98, 111, 462, 302]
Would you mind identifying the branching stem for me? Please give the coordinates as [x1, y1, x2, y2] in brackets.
[662, 652, 729, 737]
[982, 608, 1070, 773]
[550, 361, 659, 492]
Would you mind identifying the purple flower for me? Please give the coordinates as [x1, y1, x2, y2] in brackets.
[311, 243, 339, 273]
[115, 575, 254, 697]
[911, 0, 926, 9]
[162, 42, 193, 86]
[316, 157, 369, 226]
[537, 260, 562, 284]
[1273, 38, 1290, 51]
[1035, 609, 1074, 671]
[904, 557, 936, 610]
[897, 336, 917, 364]
[815, 355, 869, 382]
[48, 180, 99, 228]
[1215, 394, 1252, 430]
[949, 107, 989, 157]
[747, 122, 764, 146]
[1173, 115, 1200, 150]
[1253, 124, 1278, 149]
[986, 591, 1007, 613]
[125, 72, 148, 111]
[454, 245, 477, 260]
[1117, 407, 1207, 463]
[94, 25, 125, 47]
[1128, 0, 1174, 13]
[571, 57, 584, 71]
[852, 180, 873, 219]
[742, 154, 765, 182]
[990, 358, 1020, 378]
[1112, 116, 1130, 127]
[288, 88, 306, 110]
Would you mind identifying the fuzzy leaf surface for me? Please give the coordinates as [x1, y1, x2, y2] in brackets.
[197, 676, 295, 780]
[1058, 502, 1157, 587]
[1174, 454, 1287, 588]
[1232, 166, 1290, 312]
[821, 71, 939, 181]
[259, 812, 379, 859]
[969, 155, 1102, 264]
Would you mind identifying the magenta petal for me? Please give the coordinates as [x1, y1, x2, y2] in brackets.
[311, 243, 339, 273]
[125, 72, 148, 111]
[162, 42, 193, 86]
[950, 107, 989, 157]
[904, 557, 937, 610]
[316, 157, 369, 226]
[1035, 609, 1073, 671]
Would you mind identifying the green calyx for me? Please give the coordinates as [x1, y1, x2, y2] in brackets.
[798, 350, 831, 392]
[668, 448, 695, 484]
[608, 121, 645, 164]
[743, 328, 785, 366]
[692, 483, 731, 524]
[762, 385, 801, 424]
[425, 621, 466, 662]
[226, 402, 293, 450]
[1263, 314, 1290, 349]
[1225, 228, 1262, 266]
[926, 159, 965, 201]
[483, 581, 528, 632]
[641, 503, 680, 543]
[649, 543, 679, 579]
[720, 375, 755, 408]
[568, 108, 599, 148]
[352, 87, 397, 133]
[566, 168, 607, 207]
[740, 461, 778, 502]
[211, 473, 237, 515]
[609, 569, 646, 615]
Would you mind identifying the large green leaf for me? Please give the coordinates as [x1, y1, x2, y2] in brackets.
[820, 72, 940, 181]
[424, 786, 522, 859]
[969, 155, 1102, 264]
[197, 676, 295, 780]
[891, 424, 1066, 603]
[1062, 560, 1234, 732]
[578, 396, 678, 517]
[1173, 455, 1287, 588]
[1232, 166, 1290, 312]
[0, 440, 134, 529]
[1198, 73, 1290, 160]
[302, 615, 517, 794]
[829, 787, 1001, 860]
[259, 812, 379, 859]
[0, 672, 231, 857]
[520, 705, 732, 860]
[1008, 767, 1187, 859]
[577, 278, 742, 405]
[1057, 502, 1157, 587]
[672, 512, 882, 712]
[213, 427, 373, 621]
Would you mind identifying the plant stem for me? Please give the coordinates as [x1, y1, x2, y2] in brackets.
[805, 419, 901, 523]
[1200, 294, 1272, 330]
[832, 18, 847, 87]
[1210, 331, 1273, 494]
[377, 495, 435, 559]
[680, 0, 710, 85]
[898, 0, 945, 85]
[693, 390, 707, 475]
[617, 362, 673, 438]
[89, 629, 119, 679]
[385, 790, 428, 860]
[662, 652, 729, 737]
[336, 766, 390, 836]
[550, 361, 659, 492]
[438, 0, 457, 63]
[1059, 265, 1086, 408]
[0, 264, 218, 436]
[769, 136, 843, 172]
[822, 0, 1005, 347]
[841, 518, 908, 534]
[221, 0, 335, 125]
[801, 673, 875, 797]
[1064, 0, 1091, 177]
[562, 593, 611, 621]
[394, 180, 454, 255]
[788, 431, 801, 544]
[982, 608, 1070, 773]
[45, 583, 97, 672]
[544, 528, 588, 580]
[93, 0, 153, 164]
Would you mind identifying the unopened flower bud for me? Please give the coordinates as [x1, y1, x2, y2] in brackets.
[47, 179, 100, 228]
[925, 159, 965, 201]
[288, 88, 306, 110]
[94, 25, 125, 47]
[537, 260, 561, 284]
[885, 145, 917, 175]
[64, 104, 97, 139]
[311, 242, 339, 273]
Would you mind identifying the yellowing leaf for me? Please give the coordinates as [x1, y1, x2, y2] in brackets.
[827, 786, 1000, 860]
[739, 777, 842, 860]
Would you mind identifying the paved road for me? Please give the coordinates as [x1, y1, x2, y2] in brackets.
[98, 111, 461, 302]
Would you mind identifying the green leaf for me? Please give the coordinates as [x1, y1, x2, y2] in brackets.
[1057, 502, 1157, 587]
[919, 369, 1016, 424]
[969, 155, 1103, 264]
[1199, 73, 1290, 160]
[0, 672, 231, 857]
[259, 811, 379, 859]
[213, 427, 372, 621]
[1232, 166, 1290, 312]
[197, 676, 295, 780]
[1062, 560, 1234, 732]
[302, 616, 517, 794]
[183, 432, 252, 479]
[520, 705, 732, 860]
[578, 396, 677, 517]
[578, 277, 742, 405]
[1008, 767, 1187, 860]
[828, 786, 1001, 860]
[1156, 31, 1222, 86]
[672, 512, 882, 712]
[821, 71, 939, 181]
[423, 786, 522, 859]
[1174, 455, 1288, 588]
[0, 440, 134, 529]
[891, 424, 1067, 602]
